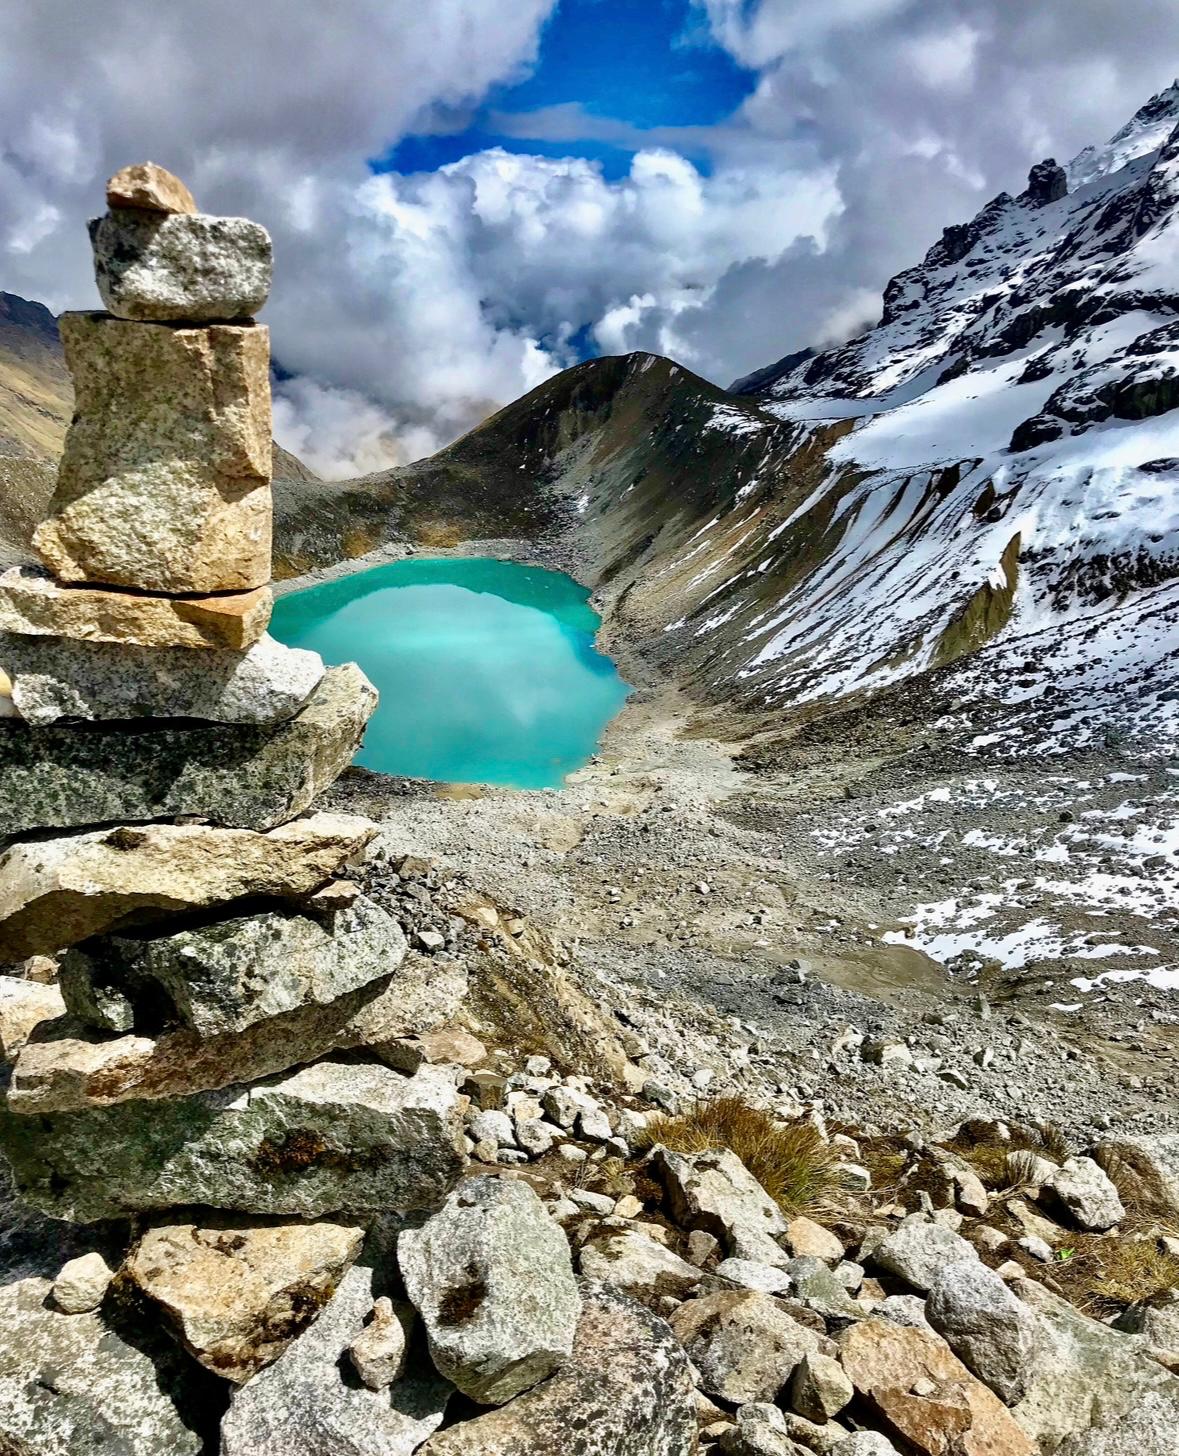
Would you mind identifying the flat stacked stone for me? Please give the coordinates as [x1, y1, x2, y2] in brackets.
[0, 165, 465, 1255]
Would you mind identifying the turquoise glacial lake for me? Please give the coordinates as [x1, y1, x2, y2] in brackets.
[271, 558, 629, 789]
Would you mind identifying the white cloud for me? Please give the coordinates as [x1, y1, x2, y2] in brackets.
[3, 0, 1179, 464]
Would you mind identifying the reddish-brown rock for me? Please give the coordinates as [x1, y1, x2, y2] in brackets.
[838, 1318, 1036, 1456]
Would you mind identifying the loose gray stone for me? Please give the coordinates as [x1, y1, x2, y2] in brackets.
[719, 1402, 799, 1455]
[0, 663, 377, 836]
[0, 1059, 465, 1221]
[872, 1214, 980, 1293]
[399, 1175, 580, 1405]
[714, 1257, 793, 1295]
[1042, 1157, 1125, 1232]
[0, 1275, 222, 1454]
[222, 1264, 452, 1456]
[789, 1350, 853, 1422]
[1089, 1135, 1179, 1219]
[59, 894, 405, 1038]
[580, 1228, 702, 1304]
[669, 1289, 820, 1405]
[0, 630, 323, 726]
[419, 1281, 697, 1456]
[925, 1261, 1041, 1405]
[654, 1145, 791, 1267]
[877, 1294, 932, 1329]
[51, 1250, 115, 1313]
[831, 1436, 900, 1456]
[786, 1256, 863, 1321]
[91, 210, 272, 321]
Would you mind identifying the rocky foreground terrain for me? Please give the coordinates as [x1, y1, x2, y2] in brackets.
[1, 86, 1179, 1456]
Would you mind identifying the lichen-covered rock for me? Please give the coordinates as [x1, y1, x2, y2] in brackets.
[1042, 1158, 1125, 1232]
[399, 1175, 581, 1405]
[1008, 1276, 1179, 1449]
[35, 313, 271, 593]
[0, 1274, 223, 1455]
[871, 1214, 981, 1293]
[0, 1058, 466, 1221]
[1056, 1393, 1179, 1455]
[0, 663, 377, 836]
[1088, 1134, 1179, 1219]
[0, 566, 272, 649]
[579, 1227, 702, 1304]
[654, 1145, 791, 1266]
[925, 1262, 1041, 1405]
[107, 162, 197, 214]
[669, 1289, 821, 1405]
[419, 1281, 697, 1456]
[126, 1216, 365, 1382]
[91, 210, 272, 322]
[0, 630, 323, 727]
[0, 812, 374, 961]
[8, 953, 468, 1113]
[221, 1263, 453, 1456]
[58, 894, 404, 1038]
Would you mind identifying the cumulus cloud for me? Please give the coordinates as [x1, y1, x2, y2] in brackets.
[2, 0, 1179, 469]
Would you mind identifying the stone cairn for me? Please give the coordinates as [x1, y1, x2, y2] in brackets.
[0, 165, 488, 1447]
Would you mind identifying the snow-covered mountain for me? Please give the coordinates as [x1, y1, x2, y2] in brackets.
[603, 81, 1179, 758]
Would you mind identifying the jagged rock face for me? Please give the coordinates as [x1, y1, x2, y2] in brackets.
[0, 1274, 224, 1455]
[58, 894, 405, 1038]
[0, 812, 376, 961]
[419, 1281, 698, 1456]
[0, 1059, 466, 1221]
[0, 662, 377, 836]
[1023, 158, 1069, 206]
[0, 566, 273, 649]
[91, 211, 272, 322]
[0, 629, 323, 727]
[399, 1175, 581, 1405]
[34, 313, 272, 593]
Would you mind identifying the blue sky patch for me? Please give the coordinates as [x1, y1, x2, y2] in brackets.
[376, 0, 755, 180]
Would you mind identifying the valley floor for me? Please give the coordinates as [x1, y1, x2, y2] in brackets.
[294, 541, 1179, 1147]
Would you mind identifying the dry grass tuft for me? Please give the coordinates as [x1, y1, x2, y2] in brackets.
[1027, 1227, 1179, 1317]
[952, 1120, 1073, 1191]
[639, 1097, 836, 1214]
[1004, 1148, 1046, 1190]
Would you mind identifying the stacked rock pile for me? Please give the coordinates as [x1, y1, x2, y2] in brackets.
[0, 167, 471, 1301]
